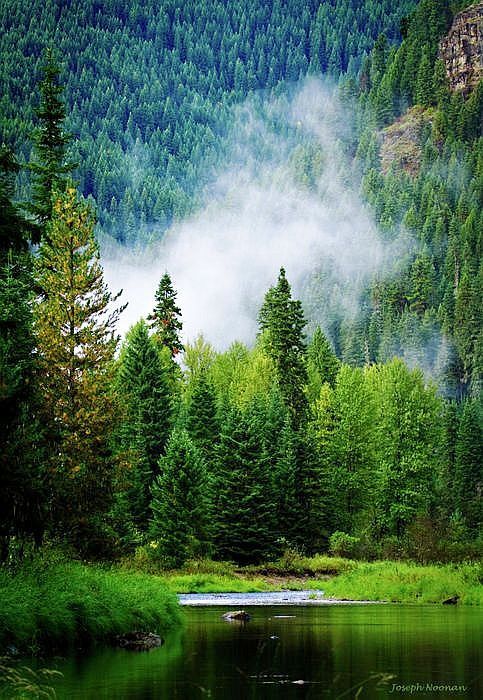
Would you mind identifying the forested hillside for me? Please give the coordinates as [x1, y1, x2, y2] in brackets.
[0, 0, 481, 568]
[0, 0, 415, 240]
[347, 0, 482, 395]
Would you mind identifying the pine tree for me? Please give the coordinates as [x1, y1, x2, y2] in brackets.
[214, 401, 276, 563]
[0, 146, 35, 256]
[115, 320, 173, 531]
[29, 49, 74, 239]
[34, 185, 124, 551]
[150, 427, 211, 567]
[0, 257, 45, 557]
[306, 327, 340, 402]
[148, 272, 184, 357]
[454, 399, 482, 536]
[185, 372, 219, 462]
[258, 267, 308, 426]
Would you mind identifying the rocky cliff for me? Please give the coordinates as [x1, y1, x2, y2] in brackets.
[439, 2, 483, 96]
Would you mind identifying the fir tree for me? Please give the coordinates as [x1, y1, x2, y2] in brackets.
[185, 372, 219, 462]
[34, 185, 124, 550]
[214, 401, 276, 564]
[258, 267, 308, 425]
[454, 399, 482, 536]
[306, 327, 340, 402]
[116, 319, 173, 531]
[150, 427, 211, 567]
[29, 49, 74, 239]
[148, 272, 184, 358]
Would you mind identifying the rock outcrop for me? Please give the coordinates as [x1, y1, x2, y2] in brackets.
[439, 3, 483, 96]
[380, 106, 433, 176]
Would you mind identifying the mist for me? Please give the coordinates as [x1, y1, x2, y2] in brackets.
[102, 77, 412, 349]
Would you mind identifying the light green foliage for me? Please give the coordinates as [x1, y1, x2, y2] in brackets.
[323, 560, 483, 605]
[366, 359, 444, 537]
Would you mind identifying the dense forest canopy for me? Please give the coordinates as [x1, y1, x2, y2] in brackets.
[0, 0, 481, 565]
[0, 0, 416, 239]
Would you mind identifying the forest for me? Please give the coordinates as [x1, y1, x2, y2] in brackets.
[0, 0, 481, 659]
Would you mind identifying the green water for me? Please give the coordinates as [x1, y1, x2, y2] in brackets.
[44, 605, 482, 699]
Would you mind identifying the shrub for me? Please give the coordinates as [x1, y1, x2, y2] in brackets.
[329, 531, 360, 558]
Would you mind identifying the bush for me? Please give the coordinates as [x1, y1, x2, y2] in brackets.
[329, 531, 360, 558]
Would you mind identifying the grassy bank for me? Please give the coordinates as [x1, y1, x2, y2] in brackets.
[0, 558, 181, 653]
[322, 560, 483, 605]
[124, 555, 483, 604]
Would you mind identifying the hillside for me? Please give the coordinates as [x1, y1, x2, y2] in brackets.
[0, 0, 416, 240]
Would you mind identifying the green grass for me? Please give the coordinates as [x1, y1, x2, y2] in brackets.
[322, 560, 483, 605]
[159, 573, 273, 593]
[0, 557, 182, 652]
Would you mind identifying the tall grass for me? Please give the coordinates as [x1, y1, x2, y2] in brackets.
[0, 557, 181, 652]
[322, 560, 483, 605]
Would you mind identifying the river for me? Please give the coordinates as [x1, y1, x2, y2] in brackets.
[37, 595, 483, 698]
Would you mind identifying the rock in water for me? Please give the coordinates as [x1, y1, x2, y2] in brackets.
[222, 610, 251, 622]
[115, 631, 164, 651]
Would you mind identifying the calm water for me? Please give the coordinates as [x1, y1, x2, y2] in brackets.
[41, 604, 481, 699]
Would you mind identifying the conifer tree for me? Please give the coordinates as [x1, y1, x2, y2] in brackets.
[150, 427, 211, 567]
[148, 272, 184, 357]
[0, 259, 45, 557]
[258, 267, 308, 425]
[116, 319, 173, 531]
[34, 185, 124, 550]
[454, 399, 482, 536]
[0, 146, 34, 256]
[214, 401, 276, 563]
[307, 326, 340, 401]
[29, 49, 74, 239]
[185, 372, 219, 462]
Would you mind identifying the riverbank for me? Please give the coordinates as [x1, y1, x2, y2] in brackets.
[150, 557, 483, 606]
[0, 558, 181, 653]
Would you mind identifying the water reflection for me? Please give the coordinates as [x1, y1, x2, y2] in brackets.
[46, 605, 482, 699]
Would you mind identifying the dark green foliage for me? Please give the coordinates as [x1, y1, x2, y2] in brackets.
[0, 146, 34, 256]
[150, 428, 211, 567]
[258, 267, 308, 425]
[28, 49, 73, 238]
[454, 399, 482, 535]
[0, 257, 44, 557]
[148, 272, 184, 358]
[214, 401, 276, 564]
[0, 0, 415, 241]
[185, 373, 219, 462]
[116, 320, 173, 531]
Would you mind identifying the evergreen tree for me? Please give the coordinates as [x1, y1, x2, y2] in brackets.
[148, 272, 184, 358]
[258, 267, 308, 425]
[306, 326, 340, 401]
[150, 427, 211, 567]
[34, 185, 124, 551]
[0, 146, 34, 256]
[185, 372, 219, 462]
[454, 399, 482, 536]
[214, 401, 276, 563]
[29, 49, 74, 239]
[0, 257, 45, 558]
[115, 319, 173, 531]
